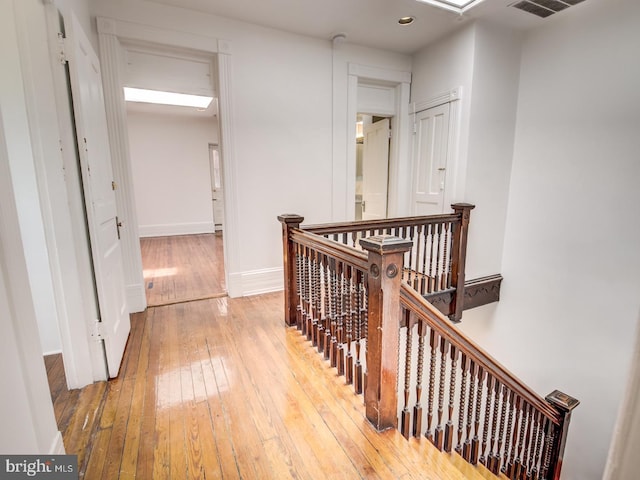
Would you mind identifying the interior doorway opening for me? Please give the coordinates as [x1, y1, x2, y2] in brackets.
[120, 42, 228, 306]
[355, 114, 392, 221]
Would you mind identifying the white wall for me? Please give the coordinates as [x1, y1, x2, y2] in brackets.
[411, 22, 522, 279]
[463, 22, 522, 279]
[460, 0, 640, 478]
[127, 110, 218, 237]
[91, 0, 411, 295]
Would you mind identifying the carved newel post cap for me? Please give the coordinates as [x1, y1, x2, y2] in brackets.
[277, 214, 304, 225]
[545, 390, 580, 412]
[451, 203, 476, 210]
[359, 235, 413, 255]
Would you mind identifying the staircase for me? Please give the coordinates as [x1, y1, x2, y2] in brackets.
[278, 205, 579, 480]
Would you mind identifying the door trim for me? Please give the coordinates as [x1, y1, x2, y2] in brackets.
[96, 17, 240, 298]
[341, 63, 411, 220]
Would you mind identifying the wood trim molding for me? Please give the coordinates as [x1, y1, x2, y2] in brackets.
[343, 65, 411, 220]
[216, 52, 241, 297]
[228, 267, 284, 297]
[96, 17, 238, 300]
[138, 221, 215, 238]
[96, 16, 225, 54]
[348, 63, 412, 84]
[411, 87, 462, 114]
[423, 274, 503, 319]
[344, 74, 359, 220]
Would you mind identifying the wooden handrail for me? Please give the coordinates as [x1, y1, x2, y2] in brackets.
[303, 213, 460, 235]
[289, 229, 368, 272]
[400, 283, 560, 424]
[302, 204, 475, 321]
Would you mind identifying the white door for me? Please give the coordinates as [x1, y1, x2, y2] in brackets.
[362, 118, 391, 220]
[412, 103, 450, 215]
[209, 144, 224, 232]
[65, 13, 129, 378]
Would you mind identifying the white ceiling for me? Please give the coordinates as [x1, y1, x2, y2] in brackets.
[147, 0, 542, 54]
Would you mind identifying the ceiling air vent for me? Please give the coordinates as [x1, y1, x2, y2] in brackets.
[511, 0, 586, 18]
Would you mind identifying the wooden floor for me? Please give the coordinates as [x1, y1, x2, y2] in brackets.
[46, 292, 502, 480]
[140, 233, 226, 307]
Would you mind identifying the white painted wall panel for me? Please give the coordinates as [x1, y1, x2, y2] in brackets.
[464, 23, 522, 279]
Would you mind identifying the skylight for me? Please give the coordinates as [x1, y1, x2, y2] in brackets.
[123, 87, 213, 109]
[415, 0, 487, 13]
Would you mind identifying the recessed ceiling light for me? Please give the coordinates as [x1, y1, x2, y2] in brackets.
[123, 87, 213, 109]
[398, 16, 415, 25]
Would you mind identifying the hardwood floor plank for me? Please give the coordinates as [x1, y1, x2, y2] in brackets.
[152, 307, 171, 479]
[62, 381, 107, 476]
[83, 427, 111, 480]
[135, 309, 160, 480]
[201, 301, 275, 480]
[193, 307, 239, 480]
[119, 314, 152, 478]
[227, 298, 368, 479]
[140, 233, 226, 307]
[168, 304, 188, 479]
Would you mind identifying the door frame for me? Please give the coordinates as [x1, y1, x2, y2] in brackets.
[208, 143, 224, 232]
[343, 64, 411, 220]
[96, 17, 239, 298]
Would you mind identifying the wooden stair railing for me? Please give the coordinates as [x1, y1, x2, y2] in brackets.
[398, 285, 579, 480]
[278, 212, 579, 480]
[301, 204, 501, 322]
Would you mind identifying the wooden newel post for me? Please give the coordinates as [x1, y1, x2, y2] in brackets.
[450, 203, 475, 322]
[278, 214, 304, 327]
[545, 390, 580, 480]
[360, 234, 413, 431]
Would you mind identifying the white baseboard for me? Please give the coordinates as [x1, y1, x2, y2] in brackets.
[42, 349, 63, 357]
[49, 431, 65, 454]
[227, 267, 283, 298]
[126, 283, 147, 313]
[138, 221, 215, 238]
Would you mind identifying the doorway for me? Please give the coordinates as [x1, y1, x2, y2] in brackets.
[120, 42, 228, 306]
[355, 115, 392, 220]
